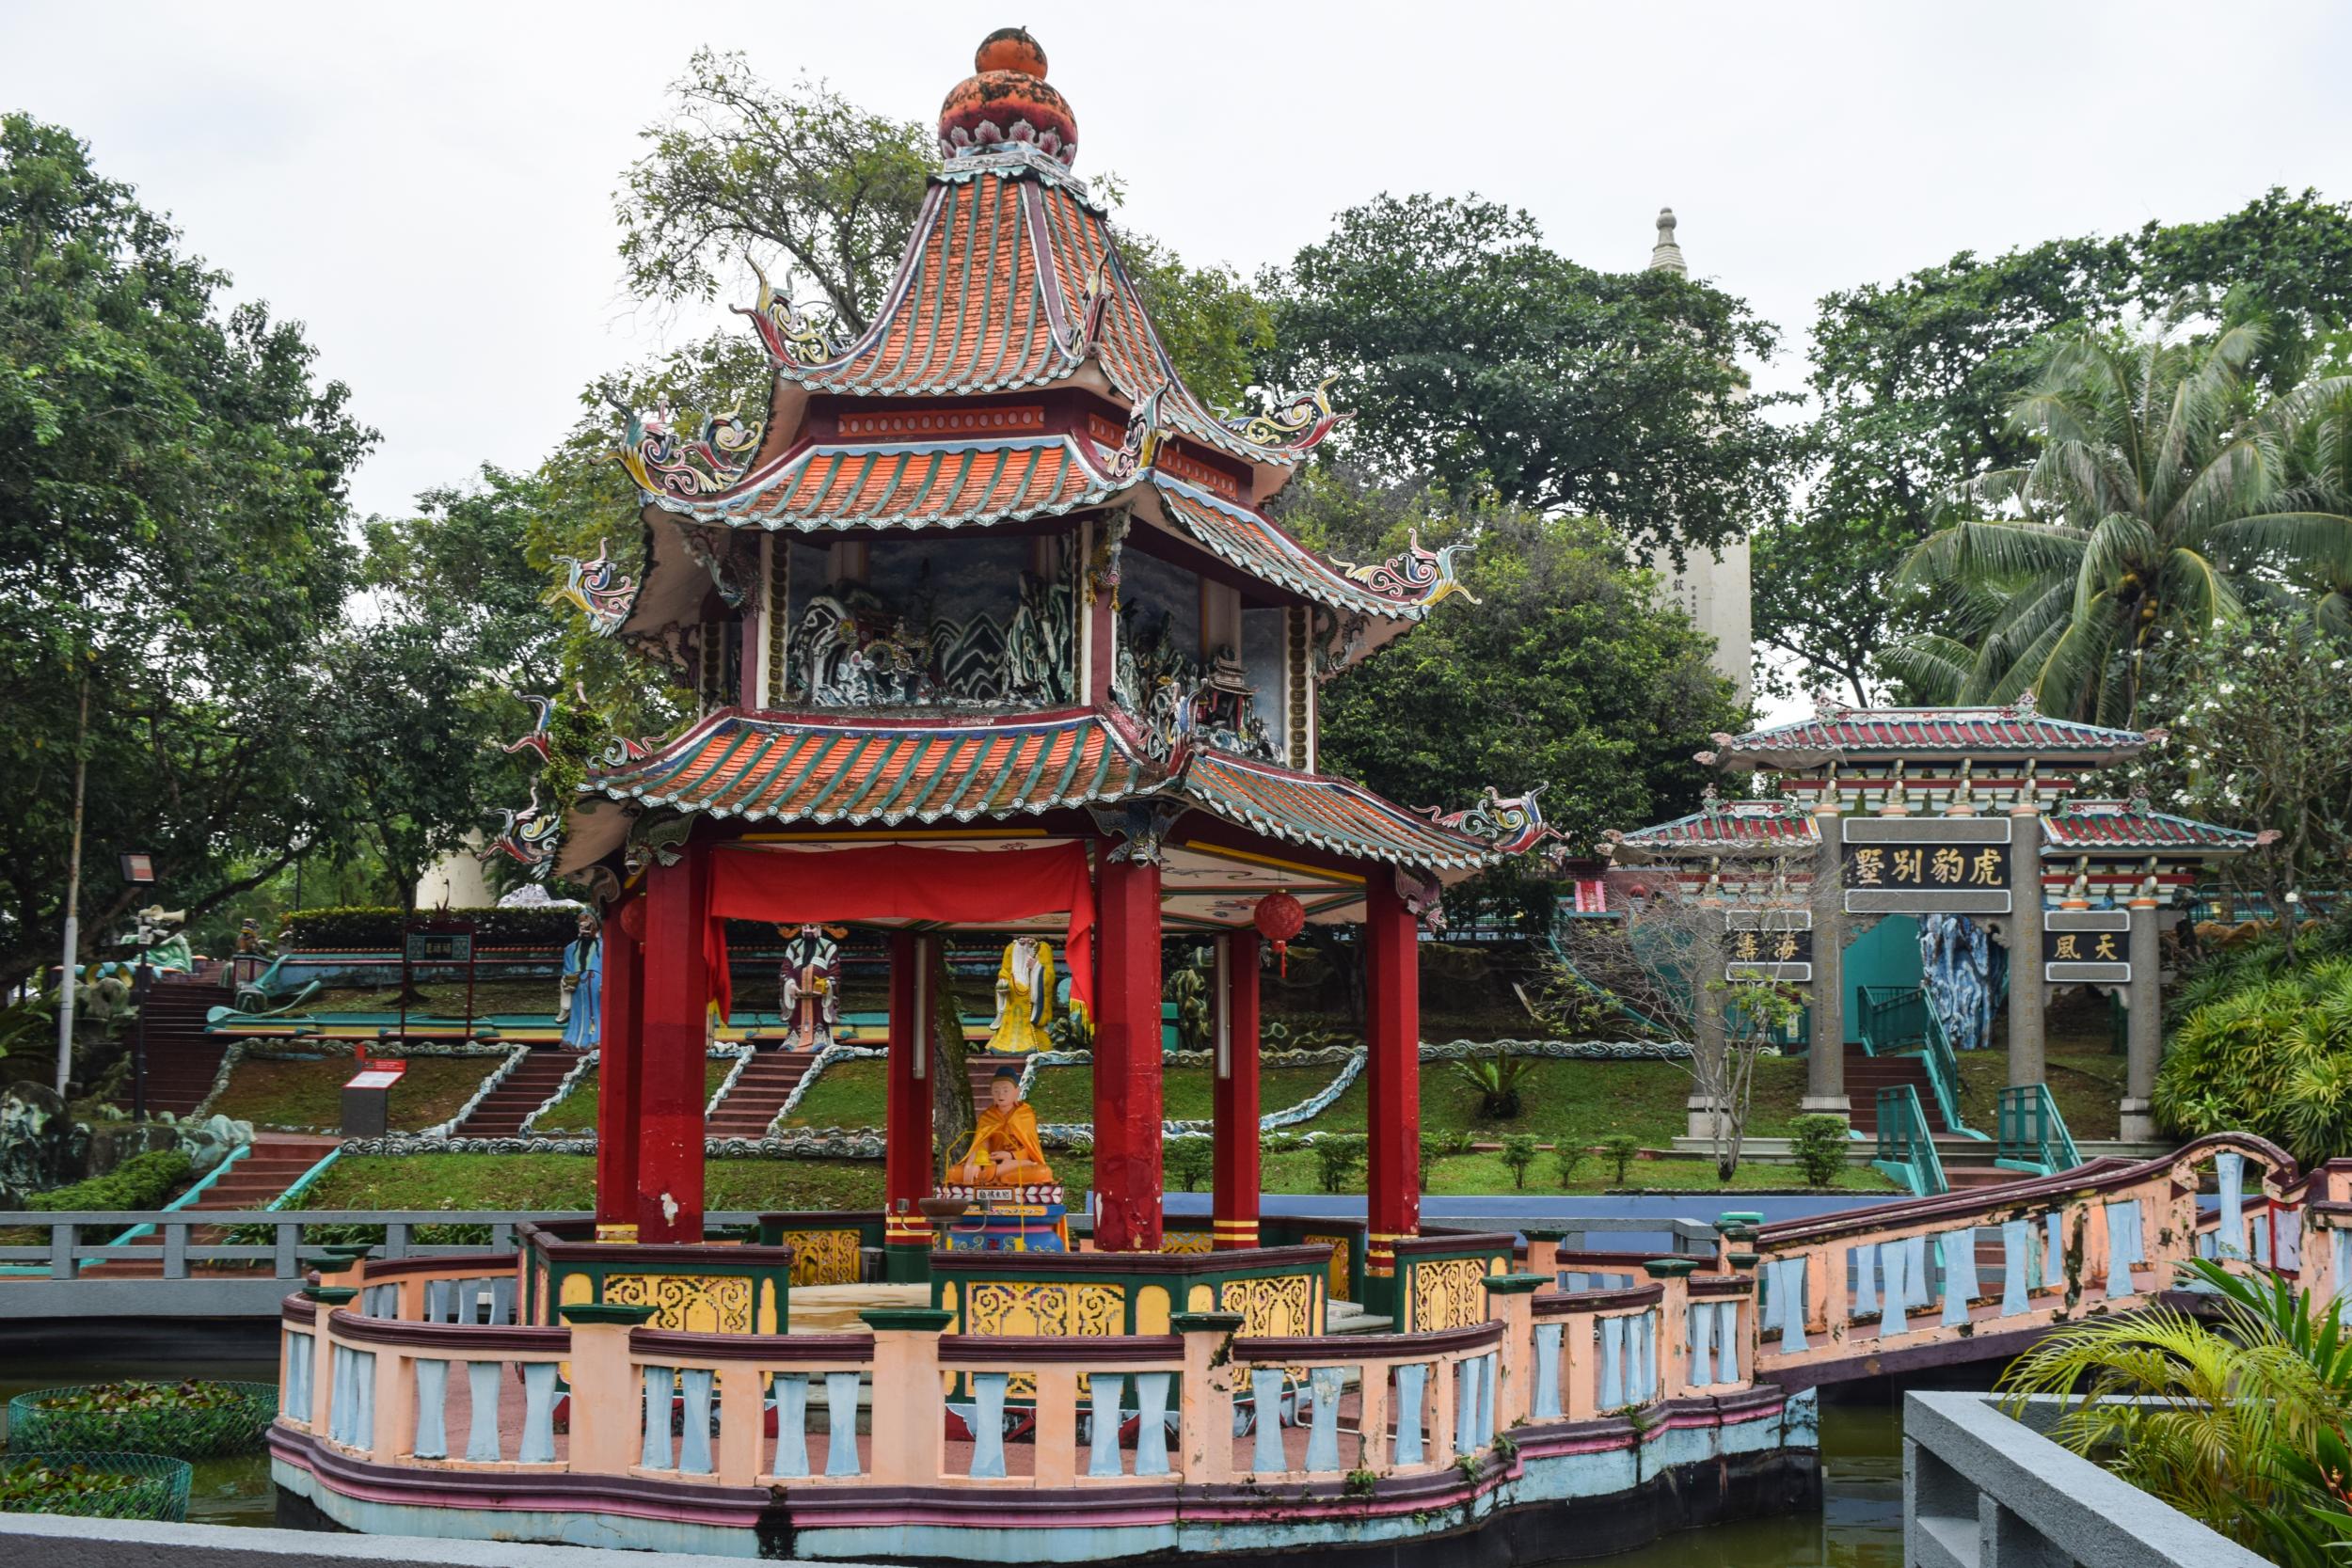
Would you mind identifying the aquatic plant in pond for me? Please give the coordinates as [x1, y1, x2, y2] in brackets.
[0, 1453, 192, 1521]
[8, 1380, 276, 1458]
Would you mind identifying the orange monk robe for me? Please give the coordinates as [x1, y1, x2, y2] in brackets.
[953, 1101, 1055, 1186]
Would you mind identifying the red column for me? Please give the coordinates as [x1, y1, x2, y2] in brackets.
[883, 930, 931, 1278]
[636, 844, 710, 1243]
[594, 895, 645, 1235]
[1093, 853, 1164, 1252]
[1212, 929, 1262, 1250]
[1363, 873, 1421, 1311]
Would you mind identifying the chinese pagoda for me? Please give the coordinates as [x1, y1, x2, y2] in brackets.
[543, 28, 1542, 1311]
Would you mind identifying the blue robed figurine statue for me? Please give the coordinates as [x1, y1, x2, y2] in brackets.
[558, 910, 602, 1050]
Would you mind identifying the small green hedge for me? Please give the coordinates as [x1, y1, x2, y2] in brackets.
[8, 1381, 277, 1460]
[25, 1149, 192, 1212]
[0, 1452, 192, 1520]
[284, 906, 580, 950]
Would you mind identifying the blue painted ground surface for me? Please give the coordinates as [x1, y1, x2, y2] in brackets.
[1156, 1191, 1912, 1255]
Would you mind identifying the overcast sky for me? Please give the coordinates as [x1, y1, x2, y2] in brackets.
[8, 0, 2350, 525]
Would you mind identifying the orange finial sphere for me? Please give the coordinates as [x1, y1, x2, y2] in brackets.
[975, 26, 1047, 78]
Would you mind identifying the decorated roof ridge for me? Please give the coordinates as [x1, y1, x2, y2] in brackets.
[1703, 695, 2156, 765]
[637, 428, 1120, 531]
[1172, 748, 1518, 873]
[1146, 474, 1470, 621]
[578, 706, 1148, 830]
[2041, 797, 2274, 852]
[1604, 792, 1820, 854]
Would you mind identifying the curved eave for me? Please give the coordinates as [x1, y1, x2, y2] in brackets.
[1140, 474, 1431, 627]
[636, 432, 1119, 532]
[1175, 752, 1503, 879]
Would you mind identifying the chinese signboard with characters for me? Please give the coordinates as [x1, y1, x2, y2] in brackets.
[1724, 909, 1813, 982]
[1840, 817, 2011, 914]
[2044, 909, 2131, 983]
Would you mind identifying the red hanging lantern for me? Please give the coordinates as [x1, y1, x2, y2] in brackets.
[1253, 892, 1306, 976]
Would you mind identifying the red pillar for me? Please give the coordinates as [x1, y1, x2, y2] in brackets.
[1363, 873, 1421, 1314]
[594, 895, 644, 1235]
[1212, 929, 1262, 1250]
[636, 843, 710, 1243]
[883, 930, 931, 1279]
[1093, 854, 1164, 1252]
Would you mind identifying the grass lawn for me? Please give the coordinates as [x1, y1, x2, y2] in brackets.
[1954, 1042, 2126, 1140]
[321, 978, 560, 1016]
[215, 1054, 495, 1131]
[1025, 1064, 1343, 1124]
[1247, 1148, 1893, 1197]
[536, 1060, 735, 1133]
[779, 1060, 888, 1128]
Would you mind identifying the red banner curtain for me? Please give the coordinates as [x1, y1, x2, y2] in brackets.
[702, 843, 1096, 1022]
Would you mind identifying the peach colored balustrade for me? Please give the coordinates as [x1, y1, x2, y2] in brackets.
[1747, 1132, 2335, 1379]
[308, 1307, 572, 1468]
[624, 1329, 878, 1485]
[1226, 1319, 1510, 1481]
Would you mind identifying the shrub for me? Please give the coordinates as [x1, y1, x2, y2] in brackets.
[1447, 1054, 1535, 1118]
[26, 1149, 192, 1212]
[1600, 1134, 1641, 1186]
[1166, 1136, 1214, 1193]
[1419, 1132, 1447, 1186]
[1789, 1117, 1851, 1187]
[1313, 1134, 1366, 1195]
[283, 906, 580, 951]
[1552, 1138, 1587, 1189]
[2153, 958, 2352, 1163]
[1500, 1134, 1538, 1189]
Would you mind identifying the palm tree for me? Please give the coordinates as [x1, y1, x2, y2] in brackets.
[1889, 322, 2352, 723]
[1998, 1258, 2352, 1562]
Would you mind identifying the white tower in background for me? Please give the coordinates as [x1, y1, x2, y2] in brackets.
[1643, 207, 1755, 708]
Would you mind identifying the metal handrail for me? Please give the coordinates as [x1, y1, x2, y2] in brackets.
[1871, 1085, 1947, 1196]
[1855, 986, 1925, 1057]
[1912, 1003, 1987, 1141]
[1996, 1083, 2082, 1175]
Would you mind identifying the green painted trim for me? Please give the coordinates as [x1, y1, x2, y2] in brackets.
[303, 1285, 358, 1304]
[1170, 1310, 1244, 1334]
[861, 1307, 954, 1332]
[1641, 1258, 1700, 1279]
[1480, 1273, 1548, 1295]
[561, 1303, 659, 1325]
[1519, 1226, 1575, 1243]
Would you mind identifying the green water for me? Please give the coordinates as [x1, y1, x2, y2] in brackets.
[0, 1354, 1903, 1561]
[0, 1354, 279, 1528]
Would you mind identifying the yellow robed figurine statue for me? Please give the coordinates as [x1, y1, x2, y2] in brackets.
[982, 934, 1055, 1054]
[952, 1067, 1055, 1187]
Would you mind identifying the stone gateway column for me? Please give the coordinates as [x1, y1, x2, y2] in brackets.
[2008, 805, 2046, 1087]
[1804, 803, 1849, 1119]
[2119, 895, 2162, 1141]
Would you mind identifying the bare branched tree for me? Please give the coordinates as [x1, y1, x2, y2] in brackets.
[1548, 859, 1811, 1180]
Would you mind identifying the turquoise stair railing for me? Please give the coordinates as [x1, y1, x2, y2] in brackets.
[1996, 1083, 2082, 1176]
[1871, 1085, 1948, 1196]
[1857, 984, 1986, 1144]
[1913, 1001, 1988, 1144]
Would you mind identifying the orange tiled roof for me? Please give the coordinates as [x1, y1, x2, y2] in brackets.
[1175, 751, 1501, 873]
[647, 434, 1113, 531]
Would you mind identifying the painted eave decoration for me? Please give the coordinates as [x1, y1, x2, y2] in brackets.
[1604, 796, 1820, 861]
[1713, 698, 2153, 770]
[1173, 752, 1524, 876]
[2041, 799, 2268, 855]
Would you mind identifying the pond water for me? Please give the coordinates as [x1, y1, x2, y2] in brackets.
[0, 1354, 1902, 1562]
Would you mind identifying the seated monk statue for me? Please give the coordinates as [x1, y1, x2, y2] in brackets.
[951, 1067, 1055, 1187]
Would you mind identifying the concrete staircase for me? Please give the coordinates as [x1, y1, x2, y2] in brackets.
[135, 977, 233, 1117]
[448, 1049, 579, 1138]
[81, 1132, 337, 1276]
[1842, 1044, 2012, 1191]
[707, 1049, 820, 1139]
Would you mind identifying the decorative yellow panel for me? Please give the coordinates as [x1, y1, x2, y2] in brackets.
[773, 1228, 863, 1286]
[1301, 1233, 1353, 1301]
[1218, 1272, 1317, 1341]
[1136, 1285, 1169, 1337]
[1161, 1229, 1214, 1256]
[1187, 1283, 1214, 1313]
[600, 1272, 756, 1336]
[1410, 1257, 1491, 1333]
[963, 1280, 1125, 1339]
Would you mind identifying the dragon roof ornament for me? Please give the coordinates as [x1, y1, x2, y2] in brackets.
[616, 403, 760, 500]
[1219, 375, 1349, 451]
[1424, 783, 1558, 857]
[548, 539, 638, 636]
[1333, 526, 1483, 610]
[733, 259, 846, 372]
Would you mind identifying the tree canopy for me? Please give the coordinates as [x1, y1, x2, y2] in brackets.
[0, 114, 373, 990]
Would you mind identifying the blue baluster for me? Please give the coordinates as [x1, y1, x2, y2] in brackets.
[1250, 1370, 1286, 1473]
[641, 1366, 675, 1470]
[772, 1375, 810, 1479]
[1533, 1323, 1563, 1418]
[1853, 1243, 1878, 1320]
[1772, 1259, 1809, 1354]
[676, 1368, 713, 1475]
[1089, 1372, 1127, 1478]
[2000, 1220, 2032, 1316]
[969, 1373, 1008, 1479]
[465, 1360, 501, 1462]
[1715, 1301, 1740, 1383]
[520, 1362, 557, 1465]
[2106, 1199, 2145, 1300]
[412, 1358, 448, 1459]
[352, 1352, 374, 1451]
[1941, 1227, 1979, 1327]
[1599, 1315, 1625, 1407]
[1392, 1363, 1427, 1465]
[2044, 1211, 2064, 1285]
[1134, 1371, 1172, 1477]
[1454, 1355, 1477, 1456]
[1689, 1300, 1715, 1387]
[2216, 1151, 2246, 1259]
[1477, 1354, 1497, 1445]
[1305, 1368, 1343, 1471]
[822, 1372, 862, 1477]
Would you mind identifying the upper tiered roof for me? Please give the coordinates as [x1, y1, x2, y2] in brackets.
[1709, 699, 2151, 771]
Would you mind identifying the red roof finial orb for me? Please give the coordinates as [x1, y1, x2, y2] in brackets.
[940, 28, 1078, 167]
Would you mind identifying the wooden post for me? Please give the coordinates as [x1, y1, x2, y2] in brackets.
[1094, 852, 1164, 1252]
[638, 844, 709, 1243]
[1364, 873, 1421, 1320]
[1212, 929, 1262, 1250]
[595, 895, 644, 1234]
[883, 930, 931, 1279]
